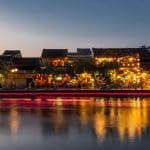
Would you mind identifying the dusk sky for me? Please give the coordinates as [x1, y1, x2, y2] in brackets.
[0, 0, 150, 56]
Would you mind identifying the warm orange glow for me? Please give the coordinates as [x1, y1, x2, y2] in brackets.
[94, 112, 106, 142]
[11, 68, 18, 73]
[93, 98, 150, 142]
[9, 108, 20, 134]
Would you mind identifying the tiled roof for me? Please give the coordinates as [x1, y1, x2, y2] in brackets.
[77, 48, 91, 55]
[13, 57, 42, 70]
[0, 55, 14, 63]
[67, 52, 78, 55]
[3, 50, 22, 58]
[92, 48, 142, 57]
[41, 49, 68, 58]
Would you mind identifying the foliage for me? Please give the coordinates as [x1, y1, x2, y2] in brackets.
[75, 58, 96, 74]
[0, 61, 11, 78]
[96, 61, 120, 84]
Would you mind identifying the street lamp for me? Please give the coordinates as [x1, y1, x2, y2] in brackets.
[11, 68, 18, 73]
[10, 68, 18, 89]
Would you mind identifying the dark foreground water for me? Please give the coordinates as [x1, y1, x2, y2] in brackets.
[0, 97, 150, 150]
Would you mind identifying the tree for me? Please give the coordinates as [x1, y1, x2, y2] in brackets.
[96, 61, 120, 84]
[0, 61, 11, 78]
[64, 63, 75, 76]
[75, 58, 96, 74]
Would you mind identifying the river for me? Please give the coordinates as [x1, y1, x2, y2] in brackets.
[0, 97, 150, 150]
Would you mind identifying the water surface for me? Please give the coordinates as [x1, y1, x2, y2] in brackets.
[0, 97, 150, 150]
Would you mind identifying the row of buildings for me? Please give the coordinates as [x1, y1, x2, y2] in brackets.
[0, 48, 150, 89]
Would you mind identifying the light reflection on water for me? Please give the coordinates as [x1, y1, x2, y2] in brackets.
[0, 97, 150, 150]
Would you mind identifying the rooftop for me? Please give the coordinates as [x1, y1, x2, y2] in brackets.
[3, 50, 22, 58]
[92, 48, 142, 57]
[13, 57, 42, 70]
[77, 48, 92, 55]
[41, 49, 68, 58]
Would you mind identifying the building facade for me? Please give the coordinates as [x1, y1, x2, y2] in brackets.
[0, 47, 150, 89]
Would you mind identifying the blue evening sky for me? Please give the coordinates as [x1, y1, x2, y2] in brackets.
[0, 0, 150, 56]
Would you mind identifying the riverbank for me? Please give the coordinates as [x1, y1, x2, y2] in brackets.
[0, 89, 150, 98]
